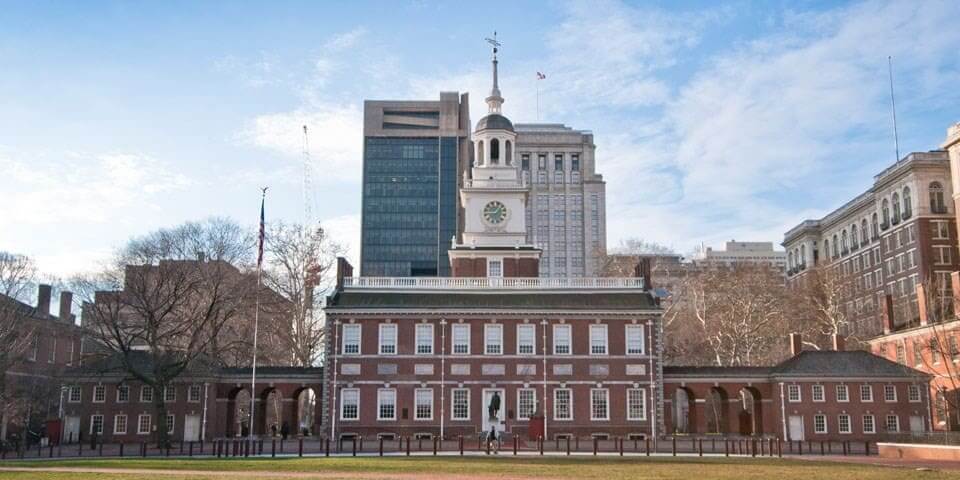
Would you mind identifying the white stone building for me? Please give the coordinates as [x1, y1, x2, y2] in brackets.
[694, 241, 787, 270]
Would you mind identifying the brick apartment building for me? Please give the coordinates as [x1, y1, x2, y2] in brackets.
[784, 150, 959, 341]
[0, 284, 84, 442]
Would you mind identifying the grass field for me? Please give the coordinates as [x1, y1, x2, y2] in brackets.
[0, 456, 959, 480]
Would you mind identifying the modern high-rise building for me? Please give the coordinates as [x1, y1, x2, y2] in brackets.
[515, 124, 606, 277]
[360, 93, 471, 277]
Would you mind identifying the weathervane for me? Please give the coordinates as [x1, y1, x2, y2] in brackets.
[485, 31, 501, 59]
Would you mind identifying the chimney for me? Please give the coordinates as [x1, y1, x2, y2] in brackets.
[789, 333, 802, 357]
[335, 257, 354, 290]
[881, 293, 895, 334]
[59, 291, 73, 323]
[916, 283, 929, 326]
[37, 284, 52, 316]
[832, 334, 845, 352]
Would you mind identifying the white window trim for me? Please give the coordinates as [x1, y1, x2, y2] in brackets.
[342, 324, 361, 356]
[378, 324, 397, 355]
[553, 324, 571, 355]
[166, 414, 175, 435]
[838, 414, 852, 435]
[884, 385, 898, 402]
[554, 388, 573, 421]
[860, 385, 873, 403]
[164, 386, 176, 403]
[451, 388, 470, 421]
[836, 384, 849, 403]
[627, 388, 647, 421]
[188, 385, 202, 403]
[516, 324, 536, 356]
[487, 257, 503, 278]
[886, 415, 900, 432]
[625, 325, 645, 355]
[787, 384, 802, 403]
[589, 324, 608, 356]
[140, 386, 153, 403]
[113, 414, 128, 435]
[93, 385, 106, 404]
[484, 324, 503, 355]
[451, 324, 470, 355]
[516, 388, 537, 421]
[377, 388, 397, 421]
[117, 385, 129, 403]
[137, 414, 151, 435]
[340, 388, 360, 421]
[812, 384, 825, 403]
[814, 414, 828, 434]
[90, 414, 104, 435]
[414, 388, 434, 421]
[413, 323, 436, 355]
[862, 414, 876, 434]
[68, 386, 81, 403]
[908, 385, 922, 403]
[591, 388, 610, 421]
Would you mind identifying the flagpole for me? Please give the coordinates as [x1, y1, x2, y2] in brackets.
[536, 76, 540, 121]
[249, 187, 267, 442]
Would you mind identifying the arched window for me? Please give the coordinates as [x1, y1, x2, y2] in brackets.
[823, 239, 830, 261]
[477, 140, 485, 166]
[881, 199, 890, 228]
[505, 140, 513, 165]
[871, 213, 879, 238]
[930, 182, 945, 213]
[902, 187, 912, 219]
[489, 138, 500, 164]
[850, 223, 858, 249]
[800, 244, 806, 265]
[861, 219, 869, 245]
[892, 193, 901, 224]
[841, 230, 848, 253]
[832, 234, 839, 257]
[788, 252, 794, 269]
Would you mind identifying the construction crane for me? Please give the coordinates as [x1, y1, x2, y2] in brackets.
[302, 124, 315, 227]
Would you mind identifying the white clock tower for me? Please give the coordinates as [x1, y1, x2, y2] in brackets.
[449, 34, 541, 278]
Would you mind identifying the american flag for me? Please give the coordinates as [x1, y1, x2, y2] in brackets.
[536, 71, 546, 80]
[257, 188, 266, 269]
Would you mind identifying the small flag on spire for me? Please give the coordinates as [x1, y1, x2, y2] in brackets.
[536, 72, 546, 80]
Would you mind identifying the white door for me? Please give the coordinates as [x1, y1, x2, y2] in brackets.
[481, 389, 505, 437]
[183, 415, 201, 442]
[909, 416, 924, 433]
[788, 415, 804, 441]
[64, 416, 80, 443]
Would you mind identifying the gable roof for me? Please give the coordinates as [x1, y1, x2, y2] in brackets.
[771, 350, 928, 378]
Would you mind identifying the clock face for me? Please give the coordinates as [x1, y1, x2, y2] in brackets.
[483, 201, 508, 225]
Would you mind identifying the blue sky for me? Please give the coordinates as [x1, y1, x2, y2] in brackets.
[2, 0, 959, 276]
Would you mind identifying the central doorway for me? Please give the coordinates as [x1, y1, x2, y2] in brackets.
[481, 389, 505, 435]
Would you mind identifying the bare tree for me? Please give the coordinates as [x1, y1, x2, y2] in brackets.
[688, 264, 790, 366]
[0, 253, 40, 443]
[76, 220, 257, 447]
[788, 264, 860, 350]
[261, 222, 344, 367]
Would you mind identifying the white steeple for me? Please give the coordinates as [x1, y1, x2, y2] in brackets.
[485, 32, 504, 114]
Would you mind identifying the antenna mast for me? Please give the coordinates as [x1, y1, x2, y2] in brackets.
[888, 56, 900, 162]
[302, 125, 315, 226]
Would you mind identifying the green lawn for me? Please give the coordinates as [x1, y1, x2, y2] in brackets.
[0, 456, 957, 479]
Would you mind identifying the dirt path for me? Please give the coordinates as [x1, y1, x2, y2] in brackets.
[0, 466, 541, 479]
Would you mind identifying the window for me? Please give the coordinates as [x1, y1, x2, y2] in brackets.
[903, 187, 912, 218]
[590, 324, 608, 355]
[451, 388, 470, 420]
[48, 337, 56, 363]
[892, 193, 901, 224]
[114, 414, 128, 435]
[554, 154, 563, 170]
[863, 415, 876, 434]
[342, 324, 361, 355]
[517, 324, 535, 355]
[881, 199, 890, 228]
[838, 414, 851, 434]
[415, 324, 434, 354]
[625, 325, 645, 355]
[553, 324, 571, 354]
[885, 414, 899, 432]
[485, 324, 503, 354]
[896, 344, 906, 364]
[627, 389, 647, 421]
[164, 386, 176, 403]
[28, 336, 38, 362]
[930, 181, 946, 213]
[188, 385, 202, 403]
[137, 414, 151, 435]
[117, 385, 130, 403]
[521, 153, 530, 170]
[571, 154, 580, 171]
[340, 388, 359, 420]
[932, 220, 950, 239]
[814, 414, 827, 434]
[379, 324, 397, 354]
[591, 389, 609, 420]
[787, 384, 801, 402]
[884, 384, 897, 402]
[377, 389, 396, 421]
[69, 386, 81, 403]
[937, 391, 948, 423]
[487, 259, 502, 278]
[812, 384, 825, 402]
[415, 388, 433, 420]
[90, 415, 104, 435]
[872, 213, 879, 238]
[166, 414, 174, 434]
[141, 386, 153, 403]
[913, 341, 923, 365]
[452, 324, 470, 355]
[93, 385, 106, 403]
[860, 385, 873, 402]
[836, 384, 849, 402]
[537, 153, 546, 170]
[517, 389, 536, 420]
[553, 388, 572, 420]
[908, 385, 922, 402]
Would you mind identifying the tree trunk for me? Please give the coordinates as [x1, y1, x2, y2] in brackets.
[153, 387, 170, 448]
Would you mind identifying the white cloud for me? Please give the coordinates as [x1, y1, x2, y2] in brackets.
[322, 213, 361, 268]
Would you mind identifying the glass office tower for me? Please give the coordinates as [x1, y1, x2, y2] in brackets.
[360, 93, 470, 277]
